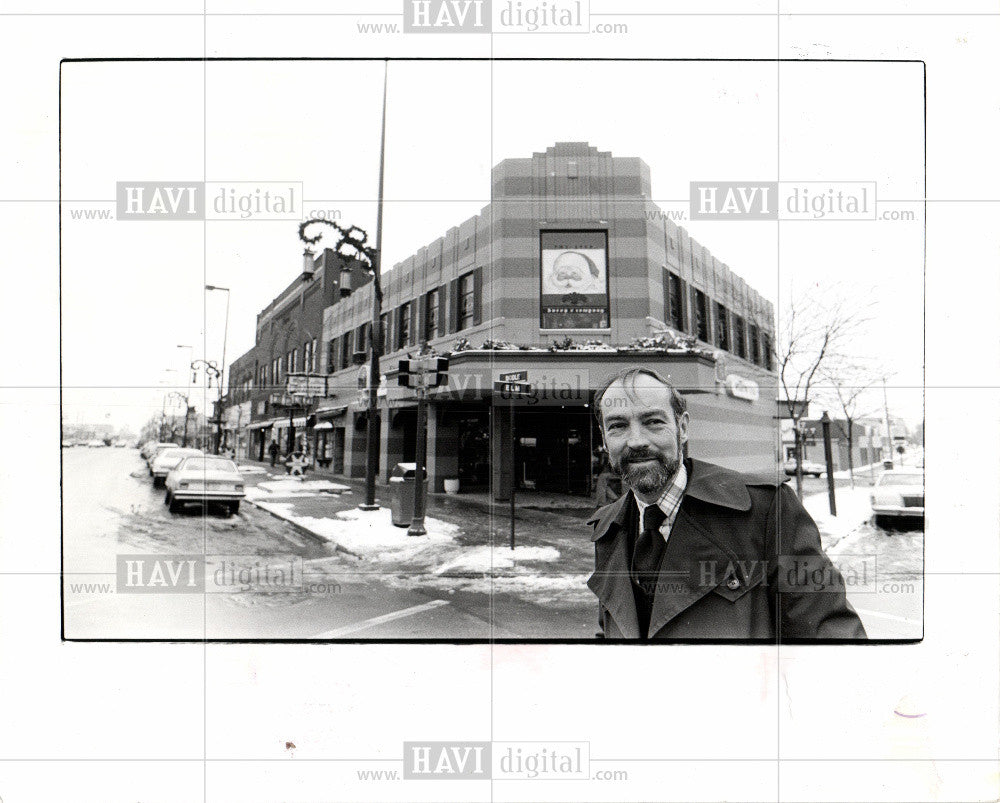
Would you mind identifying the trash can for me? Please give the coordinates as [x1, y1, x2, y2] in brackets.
[389, 463, 427, 527]
[883, 460, 894, 470]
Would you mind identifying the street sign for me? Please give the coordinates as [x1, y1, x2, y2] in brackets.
[287, 373, 328, 397]
[498, 370, 528, 383]
[494, 381, 531, 395]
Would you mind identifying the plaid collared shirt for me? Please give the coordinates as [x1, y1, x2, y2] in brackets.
[634, 462, 688, 544]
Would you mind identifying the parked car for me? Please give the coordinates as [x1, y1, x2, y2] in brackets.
[871, 469, 924, 526]
[150, 447, 203, 487]
[86, 439, 105, 448]
[61, 440, 75, 448]
[146, 442, 180, 470]
[142, 441, 175, 462]
[165, 455, 245, 515]
[783, 458, 826, 478]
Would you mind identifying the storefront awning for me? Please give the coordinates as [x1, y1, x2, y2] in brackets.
[316, 405, 348, 419]
[275, 417, 307, 429]
[313, 421, 334, 430]
[247, 419, 279, 430]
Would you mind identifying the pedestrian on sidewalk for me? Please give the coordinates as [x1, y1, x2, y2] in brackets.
[587, 366, 867, 641]
[268, 439, 278, 467]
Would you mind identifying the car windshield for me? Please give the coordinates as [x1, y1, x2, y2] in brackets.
[178, 458, 239, 473]
[878, 473, 923, 487]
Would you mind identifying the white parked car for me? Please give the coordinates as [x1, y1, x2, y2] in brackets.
[871, 469, 924, 525]
[150, 447, 203, 487]
[143, 441, 176, 464]
[164, 455, 245, 515]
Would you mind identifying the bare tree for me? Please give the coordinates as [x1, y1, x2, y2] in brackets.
[818, 363, 883, 489]
[778, 288, 873, 498]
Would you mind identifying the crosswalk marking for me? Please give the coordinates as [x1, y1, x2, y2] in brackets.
[314, 599, 450, 638]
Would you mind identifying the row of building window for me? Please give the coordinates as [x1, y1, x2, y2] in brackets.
[326, 270, 481, 373]
[663, 268, 773, 370]
[252, 337, 319, 389]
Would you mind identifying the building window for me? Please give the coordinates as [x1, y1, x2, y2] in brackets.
[355, 323, 367, 355]
[458, 271, 475, 331]
[693, 289, 709, 341]
[715, 303, 729, 351]
[397, 302, 411, 350]
[667, 236, 676, 251]
[762, 333, 773, 371]
[311, 338, 318, 372]
[664, 270, 684, 331]
[303, 341, 311, 374]
[380, 312, 389, 353]
[734, 315, 747, 359]
[749, 324, 761, 365]
[327, 339, 336, 374]
[425, 289, 439, 341]
[292, 348, 299, 373]
[341, 331, 353, 370]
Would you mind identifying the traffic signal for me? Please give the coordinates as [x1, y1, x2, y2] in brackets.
[397, 359, 412, 387]
[427, 356, 449, 388]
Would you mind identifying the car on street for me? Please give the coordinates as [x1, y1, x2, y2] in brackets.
[150, 447, 203, 486]
[871, 469, 924, 526]
[141, 441, 175, 462]
[61, 440, 75, 448]
[164, 455, 245, 515]
[783, 458, 826, 478]
[86, 439, 105, 448]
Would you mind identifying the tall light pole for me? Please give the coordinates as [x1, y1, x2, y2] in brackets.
[177, 344, 193, 446]
[205, 285, 230, 455]
[364, 60, 389, 510]
[296, 60, 388, 510]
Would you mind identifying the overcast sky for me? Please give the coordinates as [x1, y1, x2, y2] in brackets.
[60, 59, 924, 433]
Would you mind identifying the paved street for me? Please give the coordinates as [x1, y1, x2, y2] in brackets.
[63, 447, 921, 640]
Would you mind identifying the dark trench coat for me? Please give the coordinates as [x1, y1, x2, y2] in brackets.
[587, 458, 868, 641]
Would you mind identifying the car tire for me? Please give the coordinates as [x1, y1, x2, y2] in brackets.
[168, 497, 183, 514]
[228, 502, 240, 516]
[164, 491, 172, 506]
[153, 476, 164, 488]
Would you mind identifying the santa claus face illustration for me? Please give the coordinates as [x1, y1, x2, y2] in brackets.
[551, 250, 601, 292]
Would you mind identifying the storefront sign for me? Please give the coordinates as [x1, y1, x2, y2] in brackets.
[725, 373, 760, 402]
[539, 230, 610, 330]
[286, 373, 328, 397]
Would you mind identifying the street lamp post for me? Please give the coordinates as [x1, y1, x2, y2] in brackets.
[821, 411, 837, 516]
[191, 359, 221, 453]
[205, 285, 230, 455]
[177, 344, 193, 446]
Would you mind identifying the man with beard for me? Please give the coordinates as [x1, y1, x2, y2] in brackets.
[587, 367, 866, 640]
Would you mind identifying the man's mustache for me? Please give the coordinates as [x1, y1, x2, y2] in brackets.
[620, 448, 666, 465]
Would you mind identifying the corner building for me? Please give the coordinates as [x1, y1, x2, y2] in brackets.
[236, 143, 780, 500]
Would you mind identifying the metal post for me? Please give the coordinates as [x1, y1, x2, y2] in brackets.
[362, 61, 389, 511]
[409, 378, 428, 537]
[509, 402, 516, 550]
[821, 411, 837, 516]
[881, 377, 893, 469]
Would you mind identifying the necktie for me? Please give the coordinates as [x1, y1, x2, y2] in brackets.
[631, 504, 667, 596]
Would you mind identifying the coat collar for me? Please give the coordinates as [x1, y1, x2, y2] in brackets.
[586, 458, 752, 542]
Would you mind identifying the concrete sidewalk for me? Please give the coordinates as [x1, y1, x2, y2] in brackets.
[234, 459, 597, 607]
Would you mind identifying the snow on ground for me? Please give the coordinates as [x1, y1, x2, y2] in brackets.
[245, 478, 351, 500]
[803, 487, 874, 546]
[235, 465, 268, 475]
[433, 545, 560, 575]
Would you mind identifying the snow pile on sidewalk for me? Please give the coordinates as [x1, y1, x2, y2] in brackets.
[235, 465, 268, 475]
[245, 478, 351, 499]
[434, 545, 559, 575]
[802, 487, 873, 547]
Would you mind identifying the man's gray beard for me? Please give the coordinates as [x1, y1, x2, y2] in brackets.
[619, 455, 680, 495]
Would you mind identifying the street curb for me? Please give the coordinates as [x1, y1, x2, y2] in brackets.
[244, 498, 365, 560]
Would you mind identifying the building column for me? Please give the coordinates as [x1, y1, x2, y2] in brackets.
[491, 403, 513, 502]
[426, 403, 460, 493]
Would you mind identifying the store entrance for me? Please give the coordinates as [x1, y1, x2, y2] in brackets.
[515, 407, 596, 496]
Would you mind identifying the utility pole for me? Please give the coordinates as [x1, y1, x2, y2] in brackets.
[363, 60, 389, 510]
[881, 377, 893, 469]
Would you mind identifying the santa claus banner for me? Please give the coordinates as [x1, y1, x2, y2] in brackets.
[539, 230, 610, 330]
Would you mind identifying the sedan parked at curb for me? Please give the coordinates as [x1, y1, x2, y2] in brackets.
[164, 455, 245, 515]
[871, 469, 924, 526]
[783, 458, 826, 478]
[150, 447, 203, 487]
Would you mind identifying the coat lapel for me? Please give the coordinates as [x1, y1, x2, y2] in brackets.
[586, 494, 640, 639]
[646, 505, 741, 637]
